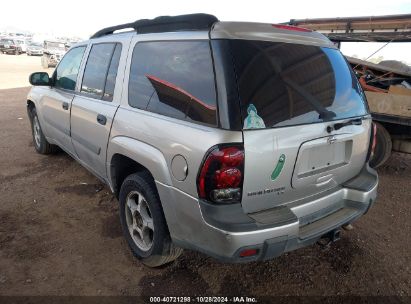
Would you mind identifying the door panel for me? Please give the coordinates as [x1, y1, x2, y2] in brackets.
[39, 46, 87, 154]
[41, 88, 75, 154]
[70, 96, 119, 178]
[70, 42, 124, 178]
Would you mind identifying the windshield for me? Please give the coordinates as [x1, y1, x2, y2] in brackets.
[220, 39, 368, 129]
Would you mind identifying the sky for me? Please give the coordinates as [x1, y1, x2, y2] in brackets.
[1, 0, 411, 62]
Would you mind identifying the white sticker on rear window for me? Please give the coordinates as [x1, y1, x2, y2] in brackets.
[243, 104, 266, 129]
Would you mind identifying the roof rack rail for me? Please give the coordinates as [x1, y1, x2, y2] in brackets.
[90, 13, 218, 39]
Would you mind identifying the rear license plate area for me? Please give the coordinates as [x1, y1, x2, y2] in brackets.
[296, 140, 352, 178]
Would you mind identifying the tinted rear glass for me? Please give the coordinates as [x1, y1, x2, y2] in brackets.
[228, 40, 368, 129]
[129, 41, 217, 126]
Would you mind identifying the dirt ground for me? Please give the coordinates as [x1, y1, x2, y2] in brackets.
[0, 85, 410, 298]
[0, 53, 52, 90]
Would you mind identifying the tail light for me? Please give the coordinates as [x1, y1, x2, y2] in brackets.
[272, 24, 312, 32]
[366, 122, 377, 162]
[197, 145, 244, 204]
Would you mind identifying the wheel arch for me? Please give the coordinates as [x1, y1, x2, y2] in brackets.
[110, 153, 155, 198]
[108, 137, 178, 238]
[27, 99, 36, 120]
[107, 136, 173, 198]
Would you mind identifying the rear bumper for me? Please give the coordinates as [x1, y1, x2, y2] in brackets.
[156, 164, 378, 263]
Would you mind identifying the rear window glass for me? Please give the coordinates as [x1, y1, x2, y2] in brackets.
[228, 40, 368, 129]
[128, 41, 217, 126]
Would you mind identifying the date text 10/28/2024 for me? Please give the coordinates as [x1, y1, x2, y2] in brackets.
[150, 296, 258, 303]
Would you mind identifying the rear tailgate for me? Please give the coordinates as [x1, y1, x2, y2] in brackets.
[221, 38, 371, 214]
[242, 119, 371, 213]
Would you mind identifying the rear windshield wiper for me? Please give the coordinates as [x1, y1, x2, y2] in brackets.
[281, 76, 336, 121]
[330, 118, 363, 131]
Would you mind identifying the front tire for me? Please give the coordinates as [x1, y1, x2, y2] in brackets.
[29, 107, 57, 154]
[119, 172, 183, 267]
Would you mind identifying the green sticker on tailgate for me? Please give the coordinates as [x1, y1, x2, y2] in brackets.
[271, 154, 286, 181]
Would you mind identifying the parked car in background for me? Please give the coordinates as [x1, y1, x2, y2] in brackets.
[41, 40, 66, 68]
[0, 38, 23, 55]
[26, 14, 378, 267]
[27, 42, 43, 56]
[14, 39, 28, 53]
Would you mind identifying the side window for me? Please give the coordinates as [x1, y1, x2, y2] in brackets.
[54, 46, 86, 91]
[103, 44, 122, 101]
[81, 43, 122, 101]
[128, 41, 217, 125]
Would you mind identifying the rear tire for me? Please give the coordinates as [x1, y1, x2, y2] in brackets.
[29, 107, 57, 154]
[370, 122, 392, 168]
[119, 172, 183, 267]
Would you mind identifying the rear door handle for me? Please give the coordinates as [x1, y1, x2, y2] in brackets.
[97, 114, 107, 125]
[62, 102, 69, 110]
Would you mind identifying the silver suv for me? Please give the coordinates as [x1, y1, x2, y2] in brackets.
[27, 14, 378, 267]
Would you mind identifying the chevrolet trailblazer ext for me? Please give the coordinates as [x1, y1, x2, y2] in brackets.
[27, 14, 378, 267]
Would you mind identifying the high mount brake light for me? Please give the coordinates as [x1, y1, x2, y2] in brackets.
[272, 24, 312, 32]
[197, 145, 244, 204]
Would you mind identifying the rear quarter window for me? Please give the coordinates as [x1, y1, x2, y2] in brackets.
[128, 41, 217, 126]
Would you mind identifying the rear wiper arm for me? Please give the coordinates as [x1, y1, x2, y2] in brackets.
[281, 76, 336, 121]
[329, 118, 363, 132]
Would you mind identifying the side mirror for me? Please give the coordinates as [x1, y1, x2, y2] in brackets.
[29, 72, 50, 86]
